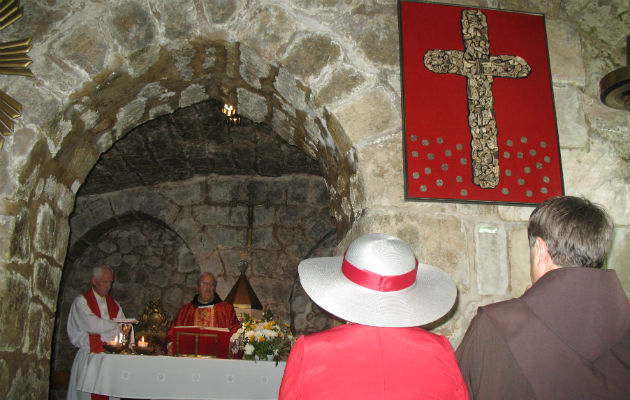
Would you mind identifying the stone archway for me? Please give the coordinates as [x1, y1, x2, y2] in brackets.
[0, 1, 406, 398]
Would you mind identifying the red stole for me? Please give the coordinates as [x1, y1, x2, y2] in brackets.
[83, 289, 120, 400]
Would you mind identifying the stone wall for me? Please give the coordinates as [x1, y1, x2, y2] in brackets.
[0, 0, 628, 398]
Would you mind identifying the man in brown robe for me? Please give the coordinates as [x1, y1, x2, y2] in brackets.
[166, 273, 240, 355]
[456, 196, 629, 400]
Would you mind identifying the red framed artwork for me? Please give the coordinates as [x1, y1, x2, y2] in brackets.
[399, 1, 564, 204]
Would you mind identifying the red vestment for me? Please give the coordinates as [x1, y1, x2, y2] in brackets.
[82, 290, 120, 400]
[166, 302, 240, 347]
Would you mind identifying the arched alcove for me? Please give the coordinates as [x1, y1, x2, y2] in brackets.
[49, 97, 343, 398]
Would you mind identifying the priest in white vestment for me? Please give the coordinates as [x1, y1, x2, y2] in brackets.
[66, 265, 125, 400]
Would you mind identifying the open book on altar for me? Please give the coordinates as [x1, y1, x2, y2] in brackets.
[173, 326, 231, 358]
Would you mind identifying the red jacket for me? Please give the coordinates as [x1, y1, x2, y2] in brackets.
[280, 324, 468, 399]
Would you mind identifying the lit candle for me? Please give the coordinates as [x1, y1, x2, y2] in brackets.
[109, 336, 119, 346]
[137, 336, 148, 348]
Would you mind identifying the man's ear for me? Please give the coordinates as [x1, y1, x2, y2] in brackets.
[535, 237, 554, 274]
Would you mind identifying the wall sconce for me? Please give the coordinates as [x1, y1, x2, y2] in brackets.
[222, 103, 241, 126]
[599, 35, 629, 111]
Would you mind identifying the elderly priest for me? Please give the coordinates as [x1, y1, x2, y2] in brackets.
[166, 272, 241, 355]
[67, 265, 127, 400]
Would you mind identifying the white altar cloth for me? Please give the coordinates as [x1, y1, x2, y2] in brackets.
[76, 353, 286, 400]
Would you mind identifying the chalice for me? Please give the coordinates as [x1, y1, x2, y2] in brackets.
[119, 322, 133, 352]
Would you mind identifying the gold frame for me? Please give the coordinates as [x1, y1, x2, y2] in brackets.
[0, 0, 33, 149]
[175, 331, 219, 357]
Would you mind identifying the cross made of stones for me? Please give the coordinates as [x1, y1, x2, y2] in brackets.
[424, 9, 531, 189]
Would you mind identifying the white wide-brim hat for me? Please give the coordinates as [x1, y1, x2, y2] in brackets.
[298, 233, 457, 327]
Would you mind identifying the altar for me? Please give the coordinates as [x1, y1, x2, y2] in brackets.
[76, 353, 286, 400]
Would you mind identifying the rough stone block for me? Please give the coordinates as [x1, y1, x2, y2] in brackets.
[51, 21, 108, 75]
[274, 68, 308, 112]
[122, 254, 139, 266]
[287, 176, 311, 205]
[0, 358, 8, 398]
[357, 134, 404, 207]
[498, 204, 535, 222]
[342, 12, 399, 66]
[546, 20, 585, 87]
[228, 206, 248, 226]
[53, 219, 70, 265]
[162, 286, 185, 312]
[109, 2, 156, 53]
[313, 65, 366, 108]
[237, 88, 268, 123]
[608, 227, 629, 297]
[561, 143, 630, 225]
[252, 226, 279, 249]
[554, 85, 588, 149]
[105, 253, 122, 267]
[180, 84, 209, 109]
[55, 182, 75, 217]
[310, 177, 330, 206]
[177, 247, 198, 273]
[248, 179, 286, 204]
[583, 97, 630, 160]
[239, 45, 271, 89]
[308, 217, 336, 241]
[332, 88, 400, 145]
[159, 179, 205, 206]
[250, 249, 278, 276]
[34, 259, 61, 311]
[7, 364, 48, 400]
[211, 227, 247, 247]
[240, 5, 297, 61]
[85, 196, 115, 228]
[114, 98, 147, 137]
[475, 224, 508, 295]
[282, 34, 340, 82]
[0, 210, 31, 262]
[193, 205, 228, 226]
[148, 267, 170, 288]
[271, 108, 297, 148]
[34, 203, 57, 258]
[508, 225, 531, 297]
[153, 0, 196, 40]
[207, 177, 243, 203]
[0, 271, 29, 351]
[253, 206, 275, 225]
[22, 302, 43, 354]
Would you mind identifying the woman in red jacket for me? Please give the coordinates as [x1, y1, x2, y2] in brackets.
[280, 233, 468, 400]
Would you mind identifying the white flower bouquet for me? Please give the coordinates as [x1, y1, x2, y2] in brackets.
[230, 310, 295, 364]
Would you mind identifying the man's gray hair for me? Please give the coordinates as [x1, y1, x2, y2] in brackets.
[92, 265, 112, 279]
[198, 272, 216, 285]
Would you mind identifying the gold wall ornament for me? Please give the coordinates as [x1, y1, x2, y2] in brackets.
[0, 0, 33, 149]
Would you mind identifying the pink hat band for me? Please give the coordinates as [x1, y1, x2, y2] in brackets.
[341, 256, 418, 292]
